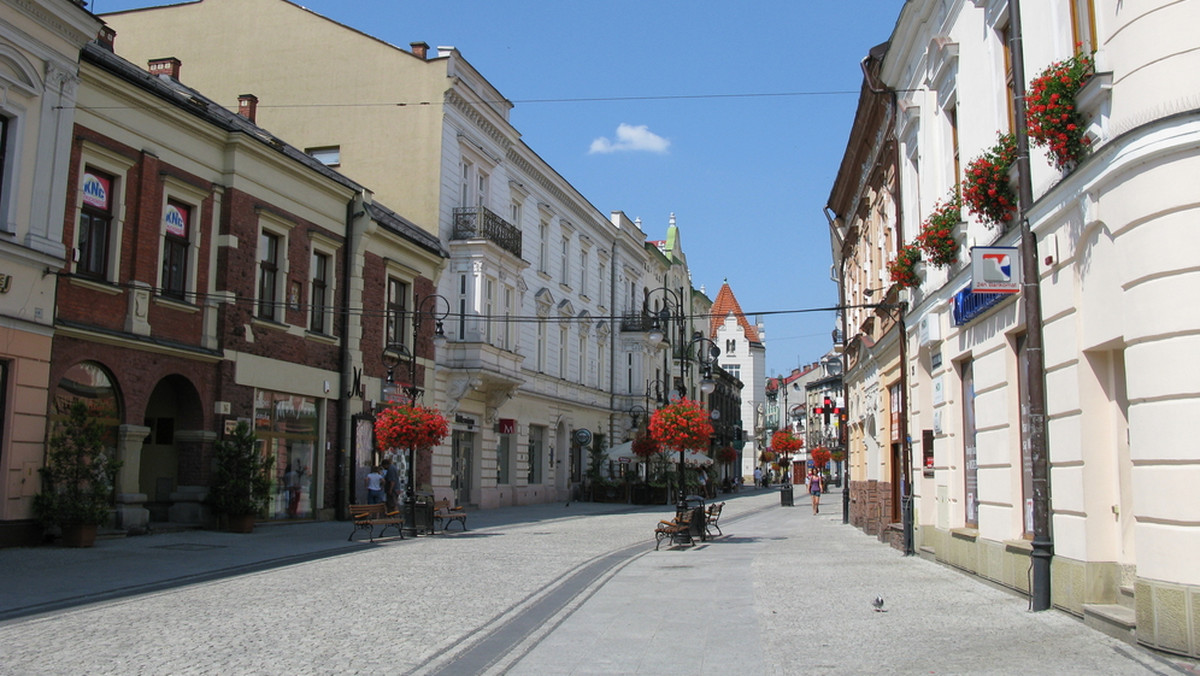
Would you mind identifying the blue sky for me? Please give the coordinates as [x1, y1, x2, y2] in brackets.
[92, 0, 903, 379]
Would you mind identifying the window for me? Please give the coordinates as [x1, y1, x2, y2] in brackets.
[579, 333, 588, 385]
[78, 168, 115, 279]
[559, 326, 568, 379]
[485, 278, 495, 344]
[597, 262, 606, 307]
[560, 237, 570, 286]
[510, 200, 522, 228]
[726, 339, 736, 355]
[258, 231, 281, 320]
[1070, 0, 1098, 54]
[502, 287, 514, 350]
[476, 170, 489, 208]
[456, 274, 467, 340]
[460, 160, 473, 207]
[536, 321, 547, 371]
[386, 278, 408, 347]
[310, 252, 331, 333]
[597, 338, 606, 391]
[961, 358, 978, 527]
[0, 117, 9, 223]
[497, 433, 511, 485]
[306, 146, 340, 167]
[538, 221, 549, 273]
[580, 250, 589, 296]
[161, 200, 191, 301]
[724, 363, 741, 381]
[1000, 24, 1016, 133]
[948, 105, 961, 188]
[528, 424, 545, 484]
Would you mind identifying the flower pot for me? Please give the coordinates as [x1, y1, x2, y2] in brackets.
[60, 523, 97, 548]
[226, 514, 257, 533]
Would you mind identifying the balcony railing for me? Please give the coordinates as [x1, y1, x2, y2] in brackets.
[452, 206, 522, 258]
[619, 312, 653, 332]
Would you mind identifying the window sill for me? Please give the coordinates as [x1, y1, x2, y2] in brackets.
[950, 527, 979, 541]
[153, 295, 199, 313]
[305, 330, 337, 345]
[68, 276, 121, 295]
[251, 316, 290, 332]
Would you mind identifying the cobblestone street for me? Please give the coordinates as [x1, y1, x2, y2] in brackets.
[1, 489, 1195, 675]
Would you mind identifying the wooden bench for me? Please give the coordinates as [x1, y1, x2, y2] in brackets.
[433, 498, 467, 532]
[348, 503, 404, 542]
[654, 509, 695, 550]
[705, 501, 725, 537]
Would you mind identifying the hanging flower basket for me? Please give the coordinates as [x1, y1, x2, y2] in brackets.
[830, 449, 846, 463]
[811, 447, 832, 469]
[1027, 50, 1094, 171]
[631, 432, 660, 459]
[888, 244, 922, 288]
[770, 429, 804, 455]
[716, 446, 739, 464]
[759, 450, 776, 464]
[915, 191, 962, 268]
[649, 398, 714, 451]
[375, 403, 449, 451]
[962, 132, 1017, 228]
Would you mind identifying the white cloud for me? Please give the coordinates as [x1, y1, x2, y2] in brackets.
[588, 123, 670, 154]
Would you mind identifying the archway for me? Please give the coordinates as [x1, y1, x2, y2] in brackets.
[140, 375, 203, 522]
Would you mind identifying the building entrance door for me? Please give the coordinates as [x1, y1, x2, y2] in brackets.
[452, 430, 474, 506]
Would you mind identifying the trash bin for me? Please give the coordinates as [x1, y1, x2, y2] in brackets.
[689, 505, 707, 541]
[780, 485, 794, 506]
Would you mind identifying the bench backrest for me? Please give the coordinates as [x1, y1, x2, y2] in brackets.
[434, 498, 460, 513]
[707, 502, 724, 518]
[350, 503, 386, 520]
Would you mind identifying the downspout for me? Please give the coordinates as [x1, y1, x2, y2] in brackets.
[336, 192, 366, 520]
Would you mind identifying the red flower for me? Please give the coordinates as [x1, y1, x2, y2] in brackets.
[649, 398, 714, 451]
[1026, 50, 1094, 170]
[771, 429, 804, 454]
[631, 432, 659, 458]
[962, 133, 1017, 228]
[375, 403, 449, 451]
[888, 244, 922, 288]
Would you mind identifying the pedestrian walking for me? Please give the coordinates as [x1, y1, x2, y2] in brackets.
[808, 469, 823, 514]
[365, 465, 385, 505]
[382, 457, 400, 511]
[754, 467, 763, 488]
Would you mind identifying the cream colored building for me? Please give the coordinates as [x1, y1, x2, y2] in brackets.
[0, 0, 100, 545]
[103, 0, 716, 509]
[833, 0, 1200, 658]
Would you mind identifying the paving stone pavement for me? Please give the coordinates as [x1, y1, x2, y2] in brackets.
[0, 488, 1196, 675]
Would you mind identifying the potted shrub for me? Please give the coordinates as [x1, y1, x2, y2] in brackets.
[209, 421, 274, 533]
[33, 399, 121, 547]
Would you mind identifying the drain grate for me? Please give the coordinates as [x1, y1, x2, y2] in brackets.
[153, 543, 228, 551]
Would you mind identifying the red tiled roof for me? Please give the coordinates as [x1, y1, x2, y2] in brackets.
[710, 282, 761, 343]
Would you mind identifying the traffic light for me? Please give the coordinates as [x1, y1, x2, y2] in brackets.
[823, 396, 832, 425]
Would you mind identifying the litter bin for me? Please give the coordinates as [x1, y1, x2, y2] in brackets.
[780, 485, 794, 506]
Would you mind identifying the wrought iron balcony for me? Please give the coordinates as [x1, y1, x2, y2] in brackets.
[452, 206, 522, 258]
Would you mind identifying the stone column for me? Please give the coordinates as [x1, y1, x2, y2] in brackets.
[114, 424, 151, 532]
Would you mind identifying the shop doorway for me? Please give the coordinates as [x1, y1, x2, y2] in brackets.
[452, 430, 475, 506]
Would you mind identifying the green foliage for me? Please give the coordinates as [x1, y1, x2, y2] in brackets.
[33, 399, 122, 527]
[208, 421, 274, 517]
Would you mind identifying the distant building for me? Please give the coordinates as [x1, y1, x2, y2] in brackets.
[709, 281, 763, 479]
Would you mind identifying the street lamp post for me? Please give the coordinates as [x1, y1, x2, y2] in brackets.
[383, 293, 448, 535]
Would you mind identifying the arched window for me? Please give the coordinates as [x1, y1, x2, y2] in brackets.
[53, 361, 121, 444]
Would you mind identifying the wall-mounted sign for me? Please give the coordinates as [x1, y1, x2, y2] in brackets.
[455, 414, 476, 428]
[971, 246, 1020, 294]
[498, 418, 516, 435]
[82, 172, 110, 209]
[573, 428, 592, 446]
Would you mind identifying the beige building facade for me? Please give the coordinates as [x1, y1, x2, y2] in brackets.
[0, 0, 100, 544]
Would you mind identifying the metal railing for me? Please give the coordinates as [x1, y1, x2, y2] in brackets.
[451, 206, 522, 258]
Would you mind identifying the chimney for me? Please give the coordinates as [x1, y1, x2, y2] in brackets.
[410, 42, 429, 60]
[97, 25, 116, 52]
[237, 94, 258, 123]
[148, 57, 181, 80]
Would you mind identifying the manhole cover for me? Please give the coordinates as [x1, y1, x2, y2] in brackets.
[153, 543, 228, 551]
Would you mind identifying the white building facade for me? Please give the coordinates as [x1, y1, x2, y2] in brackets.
[852, 0, 1200, 657]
